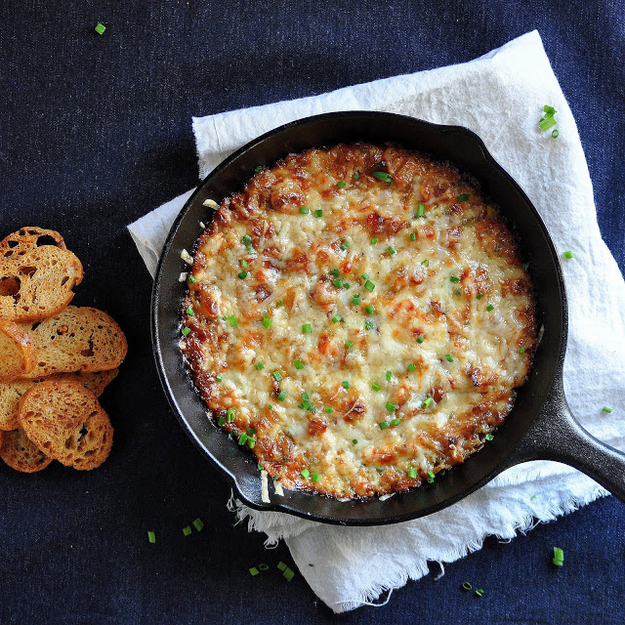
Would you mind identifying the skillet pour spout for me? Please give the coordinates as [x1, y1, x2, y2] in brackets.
[152, 110, 625, 525]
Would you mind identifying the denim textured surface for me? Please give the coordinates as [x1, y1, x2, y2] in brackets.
[1, 1, 623, 623]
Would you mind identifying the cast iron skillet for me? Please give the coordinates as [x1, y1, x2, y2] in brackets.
[152, 111, 625, 525]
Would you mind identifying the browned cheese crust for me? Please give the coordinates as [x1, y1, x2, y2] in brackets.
[181, 143, 536, 499]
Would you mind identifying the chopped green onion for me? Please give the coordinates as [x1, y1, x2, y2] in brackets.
[217, 416, 226, 427]
[370, 237, 378, 244]
[421, 259, 429, 267]
[255, 362, 265, 370]
[311, 473, 321, 482]
[365, 304, 375, 314]
[299, 206, 310, 214]
[486, 304, 494, 311]
[238, 433, 248, 446]
[371, 383, 381, 392]
[215, 374, 223, 382]
[185, 307, 194, 316]
[387, 246, 396, 255]
[563, 250, 574, 259]
[450, 275, 460, 283]
[315, 209, 323, 217]
[247, 438, 256, 449]
[302, 323, 312, 333]
[390, 418, 401, 426]
[266, 406, 272, 411]
[258, 563, 269, 571]
[457, 193, 469, 202]
[445, 354, 454, 362]
[426, 471, 435, 483]
[147, 531, 156, 543]
[332, 315, 342, 323]
[416, 204, 426, 218]
[408, 468, 418, 479]
[277, 391, 287, 401]
[332, 279, 343, 288]
[294, 359, 304, 369]
[302, 392, 309, 401]
[538, 115, 557, 131]
[261, 316, 272, 329]
[341, 241, 349, 251]
[324, 406, 334, 413]
[351, 294, 361, 305]
[182, 525, 192, 536]
[275, 300, 283, 307]
[273, 371, 283, 382]
[227, 408, 235, 421]
[373, 171, 392, 183]
[364, 280, 375, 292]
[277, 561, 287, 571]
[242, 234, 251, 244]
[477, 292, 483, 299]
[182, 326, 190, 336]
[386, 401, 396, 413]
[485, 433, 494, 441]
[552, 129, 559, 139]
[410, 232, 416, 241]
[379, 421, 389, 429]
[552, 547, 564, 566]
[329, 268, 340, 277]
[341, 380, 350, 389]
[345, 340, 354, 348]
[283, 567, 295, 582]
[238, 271, 248, 279]
[518, 346, 526, 354]
[192, 518, 204, 532]
[408, 363, 417, 372]
[417, 336, 424, 344]
[353, 172, 360, 180]
[227, 315, 237, 327]
[352, 439, 358, 445]
[94, 22, 106, 35]
[462, 581, 473, 591]
[386, 371, 392, 381]
[602, 406, 613, 413]
[364, 320, 375, 330]
[475, 588, 485, 597]
[336, 181, 346, 188]
[421, 397, 433, 408]
[254, 165, 263, 173]
[301, 468, 310, 478]
[544, 104, 557, 115]
[188, 274, 198, 284]
[249, 567, 259, 576]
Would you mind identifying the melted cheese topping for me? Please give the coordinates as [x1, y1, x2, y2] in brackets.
[181, 144, 536, 499]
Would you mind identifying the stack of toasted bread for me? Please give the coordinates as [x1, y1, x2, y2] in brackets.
[0, 227, 127, 472]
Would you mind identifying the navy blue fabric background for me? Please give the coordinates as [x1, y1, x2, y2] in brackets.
[1, 2, 623, 623]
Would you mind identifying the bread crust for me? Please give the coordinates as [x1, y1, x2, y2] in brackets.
[0, 427, 52, 473]
[17, 380, 113, 470]
[0, 320, 37, 382]
[0, 227, 66, 259]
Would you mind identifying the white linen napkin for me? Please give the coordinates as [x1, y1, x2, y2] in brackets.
[128, 30, 625, 613]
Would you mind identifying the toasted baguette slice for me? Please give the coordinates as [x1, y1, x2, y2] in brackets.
[0, 227, 66, 260]
[18, 380, 113, 470]
[0, 246, 83, 322]
[0, 427, 52, 473]
[20, 306, 127, 378]
[0, 320, 37, 382]
[0, 369, 119, 431]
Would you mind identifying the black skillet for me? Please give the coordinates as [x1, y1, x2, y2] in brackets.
[151, 111, 625, 525]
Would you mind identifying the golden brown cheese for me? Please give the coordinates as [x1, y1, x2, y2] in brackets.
[181, 143, 536, 499]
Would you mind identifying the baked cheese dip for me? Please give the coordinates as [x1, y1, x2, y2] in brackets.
[181, 143, 536, 499]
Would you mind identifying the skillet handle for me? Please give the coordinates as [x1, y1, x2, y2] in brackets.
[504, 376, 625, 503]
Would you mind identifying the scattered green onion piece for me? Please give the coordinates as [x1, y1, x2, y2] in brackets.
[386, 401, 396, 413]
[255, 362, 265, 370]
[410, 232, 416, 241]
[416, 204, 426, 218]
[215, 374, 223, 382]
[387, 246, 396, 255]
[475, 588, 485, 597]
[218, 416, 226, 427]
[277, 561, 287, 571]
[324, 406, 334, 413]
[186, 307, 194, 316]
[365, 304, 375, 314]
[238, 433, 248, 445]
[408, 363, 417, 372]
[278, 391, 287, 401]
[192, 518, 204, 532]
[426, 471, 435, 483]
[330, 268, 340, 278]
[247, 438, 256, 449]
[373, 171, 392, 183]
[315, 209, 323, 217]
[486, 304, 494, 311]
[390, 418, 401, 426]
[254, 165, 263, 172]
[266, 406, 272, 411]
[602, 406, 613, 413]
[552, 129, 559, 139]
[247, 427, 256, 435]
[238, 271, 248, 279]
[341, 380, 350, 389]
[408, 468, 418, 479]
[538, 115, 557, 131]
[301, 468, 310, 478]
[227, 408, 235, 422]
[365, 320, 375, 330]
[421, 259, 429, 267]
[544, 104, 557, 115]
[147, 531, 156, 544]
[336, 181, 346, 188]
[258, 563, 269, 571]
[450, 275, 460, 283]
[332, 279, 343, 288]
[182, 326, 190, 336]
[311, 473, 321, 482]
[477, 292, 483, 299]
[345, 340, 354, 348]
[364, 280, 375, 292]
[371, 383, 381, 392]
[94, 22, 106, 35]
[462, 581, 473, 591]
[299, 206, 310, 214]
[445, 353, 454, 362]
[563, 250, 574, 259]
[522, 262, 529, 271]
[351, 294, 361, 305]
[353, 172, 360, 180]
[379, 421, 389, 429]
[386, 371, 392, 381]
[188, 274, 198, 284]
[552, 547, 564, 566]
[275, 300, 283, 307]
[273, 371, 283, 382]
[485, 433, 494, 441]
[302, 392, 309, 401]
[283, 567, 295, 582]
[261, 317, 272, 330]
[182, 526, 192, 536]
[227, 315, 237, 327]
[417, 336, 424, 344]
[332, 315, 342, 323]
[370, 237, 378, 244]
[240, 260, 248, 268]
[421, 397, 433, 408]
[294, 360, 304, 369]
[302, 323, 312, 333]
[242, 234, 251, 244]
[249, 567, 260, 576]
[457, 193, 469, 202]
[341, 241, 349, 251]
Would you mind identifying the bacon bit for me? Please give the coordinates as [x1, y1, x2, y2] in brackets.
[446, 225, 464, 246]
[313, 332, 342, 365]
[431, 387, 445, 403]
[342, 398, 366, 423]
[363, 212, 409, 236]
[421, 225, 437, 239]
[430, 301, 446, 318]
[269, 181, 305, 211]
[365, 448, 397, 465]
[307, 417, 328, 436]
[309, 277, 335, 309]
[196, 284, 219, 317]
[253, 284, 272, 303]
[286, 250, 310, 273]
[500, 277, 532, 297]
[251, 219, 275, 240]
[470, 366, 500, 388]
[394, 385, 410, 406]
[448, 202, 465, 216]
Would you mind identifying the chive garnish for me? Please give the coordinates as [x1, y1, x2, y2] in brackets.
[462, 582, 473, 591]
[373, 171, 392, 183]
[249, 567, 259, 576]
[182, 327, 190, 336]
[519, 346, 526, 354]
[371, 383, 381, 391]
[421, 259, 429, 267]
[218, 416, 226, 427]
[262, 316, 272, 329]
[485, 433, 494, 441]
[332, 315, 342, 323]
[311, 473, 321, 482]
[364, 320, 375, 330]
[147, 531, 156, 543]
[602, 406, 613, 413]
[351, 294, 361, 305]
[193, 518, 205, 532]
[227, 315, 237, 327]
[277, 391, 287, 401]
[477, 292, 483, 299]
[365, 304, 375, 314]
[336, 181, 346, 188]
[353, 172, 360, 180]
[386, 371, 392, 381]
[421, 397, 433, 408]
[486, 304, 494, 311]
[182, 526, 192, 536]
[294, 360, 304, 369]
[324, 406, 334, 413]
[299, 206, 310, 214]
[406, 468, 417, 479]
[417, 336, 424, 344]
[255, 362, 265, 370]
[386, 401, 396, 413]
[563, 250, 574, 259]
[450, 275, 460, 283]
[94, 22, 106, 35]
[475, 589, 485, 597]
[426, 471, 435, 483]
[301, 468, 310, 478]
[364, 280, 375, 292]
[345, 340, 354, 348]
[416, 204, 426, 218]
[387, 246, 396, 255]
[340, 241, 349, 250]
[370, 237, 378, 244]
[410, 232, 416, 241]
[273, 371, 283, 382]
[390, 418, 401, 426]
[238, 271, 248, 279]
[215, 374, 223, 381]
[341, 380, 350, 389]
[188, 274, 198, 284]
[552, 547, 564, 566]
[332, 279, 343, 288]
[552, 129, 559, 139]
[408, 363, 416, 372]
[186, 307, 194, 316]
[315, 209, 323, 217]
[227, 408, 235, 421]
[457, 193, 468, 202]
[379, 421, 389, 429]
[445, 353, 454, 362]
[302, 323, 312, 333]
